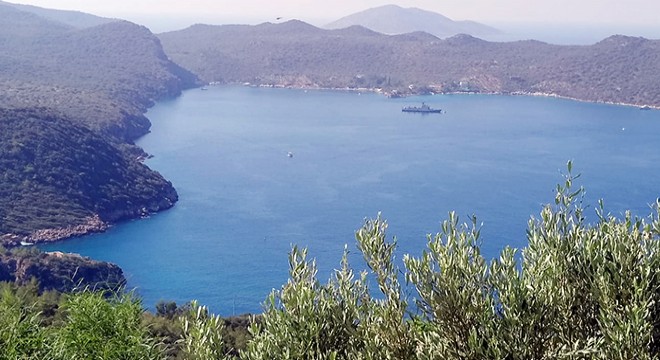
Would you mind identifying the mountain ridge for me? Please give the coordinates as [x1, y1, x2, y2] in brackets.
[0, 0, 115, 29]
[159, 21, 660, 108]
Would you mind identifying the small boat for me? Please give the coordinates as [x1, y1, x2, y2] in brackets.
[287, 152, 294, 158]
[402, 102, 442, 113]
[20, 241, 35, 246]
[640, 105, 652, 110]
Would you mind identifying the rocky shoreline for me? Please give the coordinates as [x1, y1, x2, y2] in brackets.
[228, 82, 660, 110]
[0, 248, 126, 293]
[1, 215, 109, 247]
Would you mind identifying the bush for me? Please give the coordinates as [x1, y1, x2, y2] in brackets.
[0, 283, 48, 360]
[244, 162, 660, 359]
[179, 300, 228, 360]
[50, 290, 164, 359]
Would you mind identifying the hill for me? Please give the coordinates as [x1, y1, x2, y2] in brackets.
[159, 21, 660, 107]
[325, 4, 500, 39]
[0, 108, 178, 242]
[0, 0, 115, 29]
[0, 4, 196, 243]
[0, 7, 198, 140]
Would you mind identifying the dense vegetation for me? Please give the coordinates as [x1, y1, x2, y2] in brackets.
[0, 108, 177, 240]
[0, 4, 197, 140]
[0, 3, 197, 241]
[0, 282, 253, 359]
[3, 166, 660, 358]
[159, 20, 660, 107]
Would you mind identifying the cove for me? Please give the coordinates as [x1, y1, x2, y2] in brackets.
[41, 86, 660, 315]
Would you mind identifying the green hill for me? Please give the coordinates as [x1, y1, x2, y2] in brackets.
[0, 108, 177, 240]
[0, 4, 197, 243]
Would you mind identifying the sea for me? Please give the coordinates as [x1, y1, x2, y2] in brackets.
[40, 86, 660, 315]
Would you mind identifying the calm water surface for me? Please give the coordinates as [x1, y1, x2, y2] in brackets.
[42, 87, 660, 314]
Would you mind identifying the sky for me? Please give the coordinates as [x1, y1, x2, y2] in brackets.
[8, 0, 660, 41]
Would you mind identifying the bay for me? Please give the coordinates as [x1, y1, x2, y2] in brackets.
[41, 86, 660, 315]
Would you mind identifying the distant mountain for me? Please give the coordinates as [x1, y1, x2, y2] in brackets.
[160, 20, 660, 107]
[0, 0, 115, 28]
[0, 3, 197, 242]
[325, 4, 499, 38]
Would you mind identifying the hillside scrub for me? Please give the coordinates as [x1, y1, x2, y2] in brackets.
[0, 108, 178, 240]
[2, 163, 660, 359]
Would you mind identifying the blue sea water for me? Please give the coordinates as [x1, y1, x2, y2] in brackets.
[41, 86, 660, 315]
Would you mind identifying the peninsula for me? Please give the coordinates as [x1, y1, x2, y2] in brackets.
[0, 2, 198, 245]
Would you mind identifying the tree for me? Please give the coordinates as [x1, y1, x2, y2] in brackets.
[180, 300, 228, 360]
[244, 162, 660, 359]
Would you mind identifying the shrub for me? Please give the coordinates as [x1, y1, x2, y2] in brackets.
[50, 290, 164, 359]
[244, 162, 660, 359]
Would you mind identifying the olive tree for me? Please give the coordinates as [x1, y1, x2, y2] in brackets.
[244, 162, 660, 359]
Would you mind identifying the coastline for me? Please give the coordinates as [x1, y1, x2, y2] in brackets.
[1, 215, 109, 247]
[230, 82, 660, 110]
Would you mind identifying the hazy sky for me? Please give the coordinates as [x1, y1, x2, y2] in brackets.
[8, 0, 660, 39]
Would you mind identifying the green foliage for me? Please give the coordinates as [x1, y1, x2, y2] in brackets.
[0, 283, 49, 360]
[244, 246, 363, 359]
[157, 300, 185, 320]
[356, 218, 416, 359]
[144, 301, 254, 359]
[50, 290, 165, 360]
[244, 162, 660, 359]
[144, 310, 185, 359]
[0, 9, 198, 239]
[180, 300, 228, 360]
[221, 314, 255, 357]
[405, 212, 499, 358]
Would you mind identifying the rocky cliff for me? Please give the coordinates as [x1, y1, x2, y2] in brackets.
[0, 247, 125, 293]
